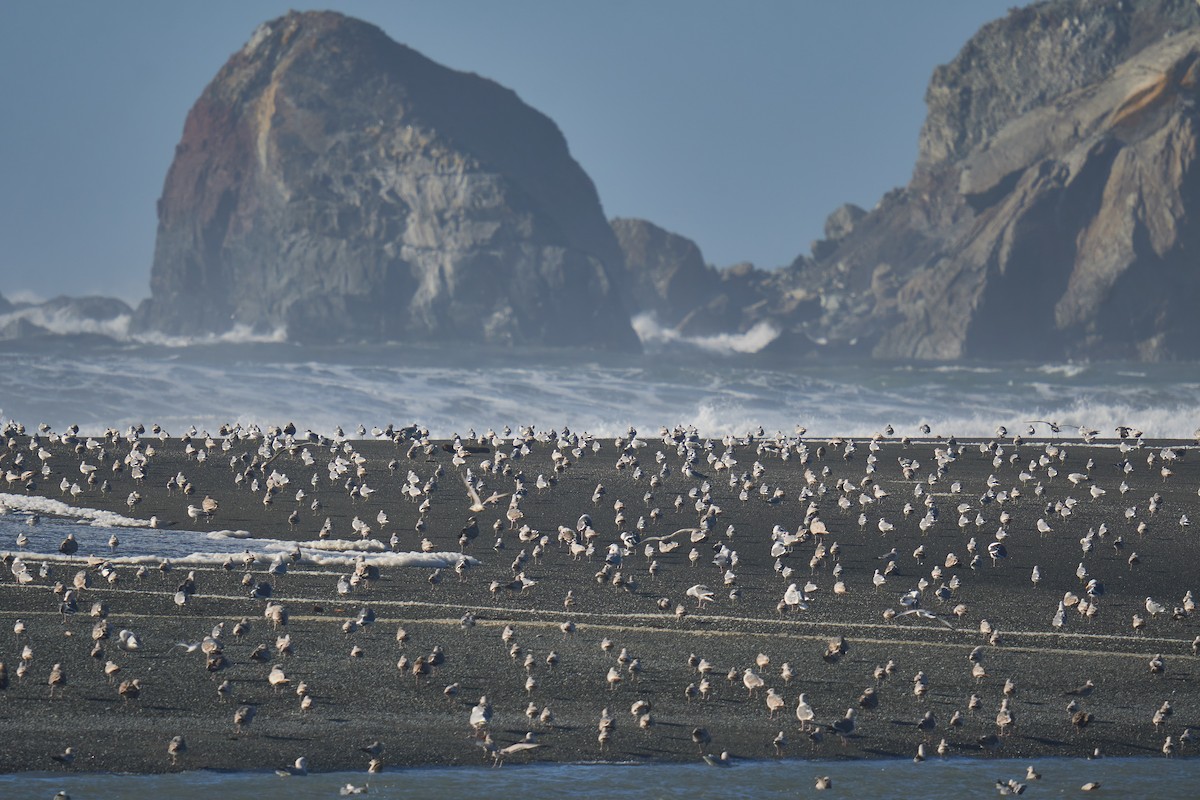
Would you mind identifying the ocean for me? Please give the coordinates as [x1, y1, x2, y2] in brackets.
[2, 337, 1199, 441]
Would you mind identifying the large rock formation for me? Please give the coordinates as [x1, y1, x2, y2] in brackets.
[765, 0, 1200, 361]
[133, 11, 638, 350]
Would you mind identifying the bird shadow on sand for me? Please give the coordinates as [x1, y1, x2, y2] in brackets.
[1023, 735, 1067, 747]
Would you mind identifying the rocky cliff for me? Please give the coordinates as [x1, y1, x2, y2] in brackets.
[133, 11, 638, 350]
[757, 0, 1200, 361]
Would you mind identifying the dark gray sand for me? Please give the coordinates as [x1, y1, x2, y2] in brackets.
[2, 427, 1200, 774]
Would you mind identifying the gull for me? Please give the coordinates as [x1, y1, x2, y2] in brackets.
[269, 664, 290, 690]
[470, 696, 492, 732]
[768, 690, 787, 719]
[493, 736, 543, 767]
[796, 693, 815, 730]
[118, 678, 142, 702]
[1146, 597, 1166, 617]
[686, 584, 714, 608]
[830, 708, 856, 745]
[275, 756, 309, 777]
[742, 668, 765, 698]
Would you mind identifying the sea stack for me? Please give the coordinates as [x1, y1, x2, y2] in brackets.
[133, 11, 639, 350]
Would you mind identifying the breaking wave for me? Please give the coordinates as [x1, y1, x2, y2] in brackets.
[131, 324, 288, 347]
[0, 306, 286, 347]
[1, 339, 1200, 440]
[631, 313, 780, 354]
[0, 306, 132, 339]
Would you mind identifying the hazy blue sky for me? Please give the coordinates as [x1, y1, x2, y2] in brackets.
[0, 1, 1016, 304]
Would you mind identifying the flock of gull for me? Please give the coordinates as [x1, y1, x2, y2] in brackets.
[1, 417, 1199, 793]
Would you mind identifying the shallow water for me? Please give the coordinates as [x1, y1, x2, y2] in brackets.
[6, 756, 1200, 799]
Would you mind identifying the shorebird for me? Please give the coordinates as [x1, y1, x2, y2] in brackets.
[167, 735, 187, 766]
[234, 705, 256, 734]
[47, 663, 66, 698]
[830, 708, 856, 745]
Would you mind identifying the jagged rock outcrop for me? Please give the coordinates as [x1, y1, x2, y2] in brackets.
[810, 204, 866, 261]
[133, 11, 638, 350]
[611, 218, 819, 344]
[769, 0, 1200, 361]
[0, 317, 50, 341]
[34, 296, 132, 323]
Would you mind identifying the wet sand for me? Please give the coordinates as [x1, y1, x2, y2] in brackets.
[2, 429, 1199, 773]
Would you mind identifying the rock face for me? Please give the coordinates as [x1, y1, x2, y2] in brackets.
[611, 218, 818, 345]
[134, 11, 638, 350]
[0, 317, 50, 341]
[767, 0, 1200, 361]
[611, 217, 723, 328]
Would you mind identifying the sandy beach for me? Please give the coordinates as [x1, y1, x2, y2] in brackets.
[1, 427, 1199, 774]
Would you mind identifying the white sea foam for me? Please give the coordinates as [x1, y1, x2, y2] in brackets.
[4, 341, 1200, 441]
[0, 305, 285, 347]
[0, 306, 132, 339]
[299, 550, 476, 568]
[1033, 363, 1089, 378]
[130, 324, 288, 348]
[262, 538, 386, 553]
[83, 549, 475, 570]
[0, 494, 153, 528]
[204, 529, 254, 540]
[3, 289, 46, 305]
[631, 313, 780, 354]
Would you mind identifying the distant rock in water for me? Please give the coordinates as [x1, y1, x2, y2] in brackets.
[611, 217, 815, 352]
[766, 0, 1200, 361]
[0, 317, 51, 341]
[611, 217, 722, 328]
[0, 295, 133, 341]
[133, 11, 638, 350]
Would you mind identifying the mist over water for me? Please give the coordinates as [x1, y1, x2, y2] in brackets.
[3, 340, 1200, 440]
